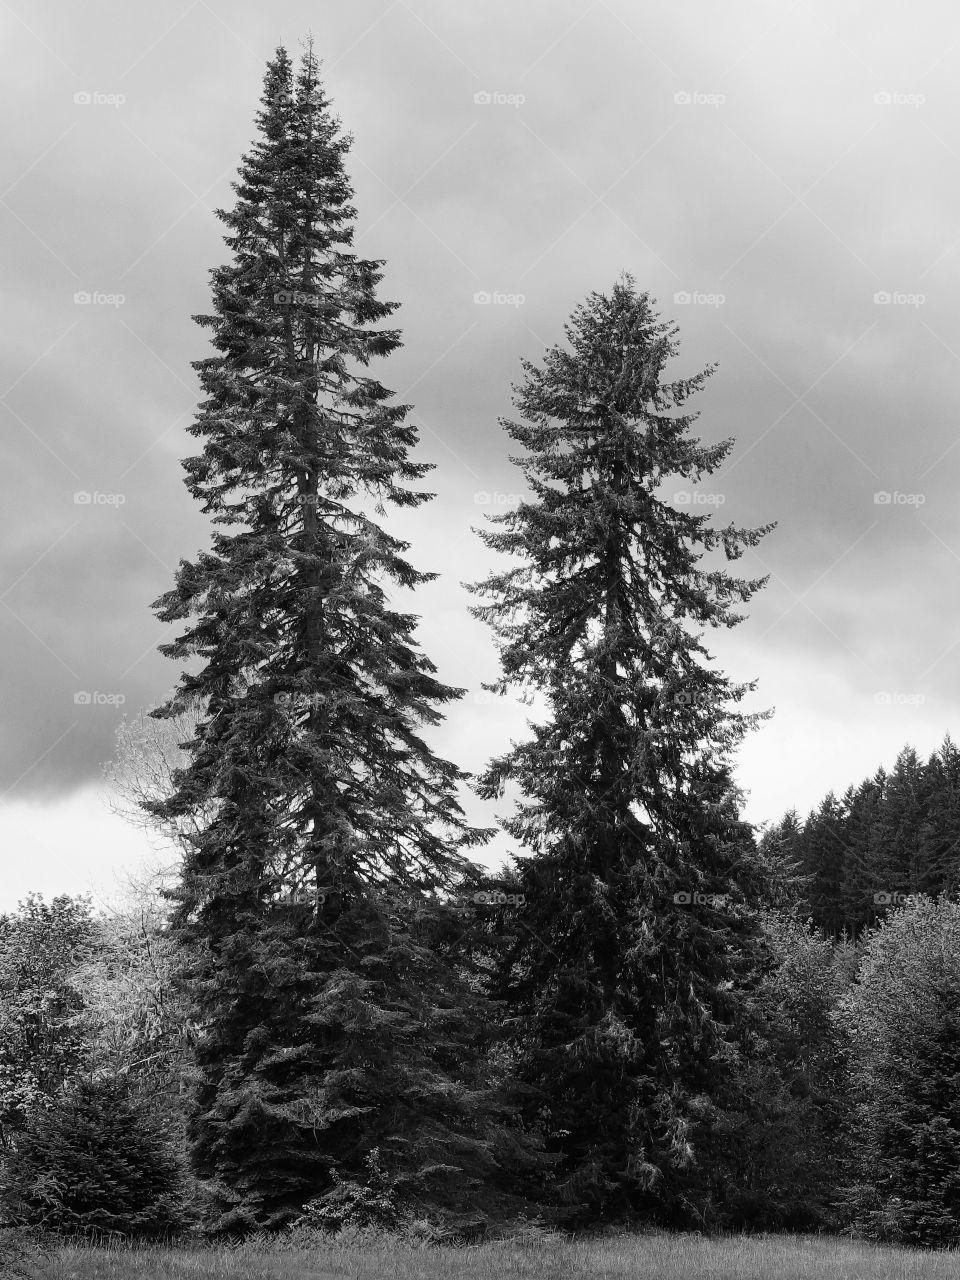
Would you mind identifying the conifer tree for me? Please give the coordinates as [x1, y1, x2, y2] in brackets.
[469, 279, 774, 1224]
[780, 742, 960, 935]
[916, 739, 960, 897]
[755, 809, 809, 913]
[838, 778, 880, 934]
[148, 45, 525, 1232]
[873, 747, 925, 898]
[1, 1075, 182, 1239]
[799, 793, 848, 937]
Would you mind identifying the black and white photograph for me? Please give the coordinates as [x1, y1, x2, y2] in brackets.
[2, 3, 959, 1276]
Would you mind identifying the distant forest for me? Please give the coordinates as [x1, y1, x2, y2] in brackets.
[761, 736, 960, 937]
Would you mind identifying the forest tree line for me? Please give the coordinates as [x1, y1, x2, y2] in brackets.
[761, 738, 960, 937]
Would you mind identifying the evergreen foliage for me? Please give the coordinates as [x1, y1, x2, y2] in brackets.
[469, 279, 774, 1223]
[146, 44, 535, 1233]
[840, 896, 960, 1246]
[1, 1076, 183, 1239]
[764, 738, 960, 936]
[705, 910, 853, 1229]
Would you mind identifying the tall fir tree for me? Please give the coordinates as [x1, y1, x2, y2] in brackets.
[148, 45, 530, 1232]
[755, 809, 809, 913]
[798, 793, 848, 937]
[916, 739, 960, 897]
[873, 747, 925, 899]
[469, 279, 774, 1225]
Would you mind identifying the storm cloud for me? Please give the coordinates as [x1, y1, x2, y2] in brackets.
[2, 0, 960, 905]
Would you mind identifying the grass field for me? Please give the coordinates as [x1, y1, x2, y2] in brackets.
[35, 1231, 960, 1280]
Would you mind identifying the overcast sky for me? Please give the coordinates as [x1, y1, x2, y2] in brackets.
[3, 0, 960, 909]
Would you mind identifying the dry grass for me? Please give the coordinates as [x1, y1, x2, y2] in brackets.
[38, 1229, 960, 1280]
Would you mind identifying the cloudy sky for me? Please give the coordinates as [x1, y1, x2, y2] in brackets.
[2, 0, 959, 909]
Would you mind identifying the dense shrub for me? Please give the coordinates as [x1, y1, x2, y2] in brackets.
[839, 896, 960, 1246]
[1, 1075, 183, 1239]
[682, 911, 854, 1231]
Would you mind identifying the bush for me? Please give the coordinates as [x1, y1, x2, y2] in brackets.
[839, 896, 960, 1246]
[1, 1074, 184, 1239]
[290, 1149, 401, 1232]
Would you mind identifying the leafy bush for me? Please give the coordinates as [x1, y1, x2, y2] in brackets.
[839, 896, 960, 1246]
[290, 1149, 401, 1232]
[0, 895, 94, 1144]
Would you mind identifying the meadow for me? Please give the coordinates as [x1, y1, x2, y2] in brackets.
[36, 1230, 960, 1280]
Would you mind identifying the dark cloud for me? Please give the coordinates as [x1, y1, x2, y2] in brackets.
[3, 0, 960, 881]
